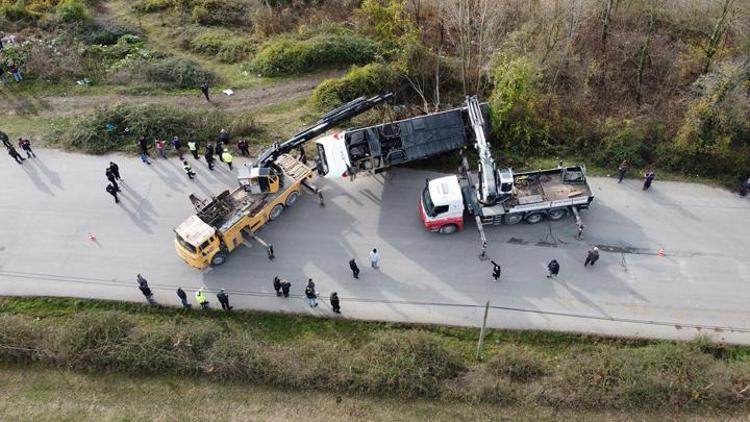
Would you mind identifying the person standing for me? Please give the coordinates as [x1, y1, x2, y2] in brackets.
[138, 137, 151, 165]
[216, 140, 225, 162]
[188, 140, 199, 159]
[575, 221, 584, 240]
[546, 259, 560, 279]
[217, 289, 233, 311]
[222, 149, 233, 170]
[109, 162, 122, 182]
[643, 170, 655, 190]
[280, 278, 291, 298]
[584, 247, 600, 267]
[9, 63, 21, 82]
[349, 258, 360, 279]
[306, 278, 316, 291]
[218, 128, 230, 145]
[305, 283, 318, 307]
[204, 147, 215, 171]
[7, 145, 24, 164]
[106, 183, 120, 203]
[195, 288, 209, 309]
[490, 260, 502, 281]
[369, 248, 380, 269]
[171, 136, 184, 160]
[18, 137, 35, 158]
[176, 288, 191, 308]
[617, 160, 628, 183]
[155, 139, 167, 159]
[105, 167, 120, 192]
[136, 274, 155, 305]
[740, 177, 750, 197]
[273, 276, 282, 296]
[200, 81, 210, 102]
[330, 292, 341, 314]
[238, 139, 250, 157]
[183, 160, 195, 180]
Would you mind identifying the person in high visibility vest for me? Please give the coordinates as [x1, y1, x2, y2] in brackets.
[195, 288, 209, 309]
[221, 149, 233, 170]
[188, 140, 199, 159]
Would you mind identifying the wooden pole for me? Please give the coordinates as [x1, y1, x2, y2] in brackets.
[475, 300, 490, 361]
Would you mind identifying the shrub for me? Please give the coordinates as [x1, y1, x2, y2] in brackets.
[486, 344, 549, 382]
[0, 314, 45, 362]
[56, 104, 230, 154]
[142, 57, 217, 89]
[190, 0, 247, 26]
[189, 29, 255, 63]
[80, 22, 140, 46]
[54, 311, 134, 369]
[310, 62, 397, 110]
[133, 0, 174, 13]
[251, 32, 381, 77]
[56, 0, 88, 22]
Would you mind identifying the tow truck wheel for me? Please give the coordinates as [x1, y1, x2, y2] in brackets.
[439, 224, 458, 235]
[502, 214, 523, 225]
[211, 252, 227, 266]
[269, 204, 284, 221]
[547, 208, 568, 221]
[285, 191, 300, 207]
[524, 212, 545, 224]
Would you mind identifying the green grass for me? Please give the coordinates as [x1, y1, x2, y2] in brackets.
[0, 115, 72, 145]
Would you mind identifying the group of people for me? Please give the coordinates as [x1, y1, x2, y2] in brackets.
[4, 136, 35, 165]
[104, 162, 123, 203]
[616, 160, 656, 190]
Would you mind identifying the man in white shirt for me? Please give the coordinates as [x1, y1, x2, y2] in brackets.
[369, 248, 380, 269]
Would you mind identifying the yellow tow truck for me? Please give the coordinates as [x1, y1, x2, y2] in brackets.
[173, 94, 392, 270]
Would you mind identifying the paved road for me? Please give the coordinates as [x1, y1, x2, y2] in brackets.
[1, 149, 749, 344]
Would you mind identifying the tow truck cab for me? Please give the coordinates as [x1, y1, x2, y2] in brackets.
[419, 175, 465, 234]
[174, 215, 222, 270]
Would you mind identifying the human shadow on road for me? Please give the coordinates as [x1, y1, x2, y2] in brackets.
[28, 157, 63, 190]
[21, 161, 54, 196]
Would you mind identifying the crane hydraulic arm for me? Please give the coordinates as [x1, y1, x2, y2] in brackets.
[254, 93, 393, 169]
[466, 96, 498, 205]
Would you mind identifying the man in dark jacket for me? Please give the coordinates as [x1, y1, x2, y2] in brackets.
[546, 259, 560, 278]
[217, 288, 233, 310]
[280, 279, 291, 297]
[349, 258, 360, 279]
[273, 276, 282, 296]
[740, 178, 749, 197]
[204, 146, 215, 171]
[643, 170, 655, 190]
[109, 162, 122, 181]
[238, 139, 250, 156]
[617, 160, 627, 183]
[136, 274, 154, 304]
[330, 292, 341, 314]
[200, 81, 210, 102]
[584, 247, 600, 267]
[7, 145, 24, 164]
[106, 183, 119, 203]
[176, 288, 190, 308]
[172, 136, 184, 160]
[305, 284, 318, 307]
[106, 167, 120, 192]
[138, 137, 150, 164]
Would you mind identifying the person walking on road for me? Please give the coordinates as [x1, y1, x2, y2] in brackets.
[490, 260, 502, 281]
[584, 247, 600, 267]
[216, 141, 225, 162]
[280, 278, 291, 297]
[106, 167, 120, 192]
[204, 147, 215, 171]
[238, 139, 250, 157]
[273, 276, 282, 296]
[137, 274, 149, 287]
[109, 162, 122, 182]
[330, 292, 341, 314]
[369, 248, 380, 269]
[305, 284, 318, 307]
[7, 145, 24, 164]
[176, 288, 191, 308]
[183, 160, 195, 180]
[200, 81, 210, 102]
[222, 149, 233, 170]
[196, 288, 209, 309]
[306, 278, 315, 291]
[106, 183, 120, 203]
[575, 221, 584, 240]
[643, 170, 655, 190]
[155, 139, 167, 159]
[188, 140, 199, 159]
[740, 177, 749, 197]
[18, 137, 35, 158]
[617, 160, 627, 183]
[546, 259, 560, 279]
[136, 274, 155, 305]
[172, 136, 184, 160]
[217, 289, 233, 311]
[349, 258, 360, 279]
[138, 137, 151, 164]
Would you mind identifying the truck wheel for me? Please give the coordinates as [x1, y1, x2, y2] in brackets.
[285, 191, 300, 207]
[211, 252, 227, 266]
[502, 214, 523, 225]
[269, 204, 284, 221]
[524, 212, 545, 224]
[548, 208, 568, 221]
[439, 224, 458, 235]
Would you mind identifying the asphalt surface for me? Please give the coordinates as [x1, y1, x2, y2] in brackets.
[1, 149, 749, 344]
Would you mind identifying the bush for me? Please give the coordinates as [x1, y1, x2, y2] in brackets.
[55, 312, 134, 369]
[142, 57, 217, 89]
[133, 0, 174, 13]
[251, 32, 381, 77]
[56, 0, 88, 22]
[486, 344, 548, 382]
[56, 104, 230, 153]
[310, 62, 397, 110]
[190, 0, 247, 26]
[80, 22, 140, 46]
[0, 314, 45, 362]
[189, 29, 255, 63]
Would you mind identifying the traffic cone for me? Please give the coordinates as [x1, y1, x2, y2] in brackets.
[657, 248, 665, 256]
[88, 232, 97, 242]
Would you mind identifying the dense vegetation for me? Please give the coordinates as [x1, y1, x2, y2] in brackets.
[1, 297, 749, 411]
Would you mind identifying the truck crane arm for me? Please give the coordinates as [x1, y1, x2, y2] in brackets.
[254, 93, 393, 169]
